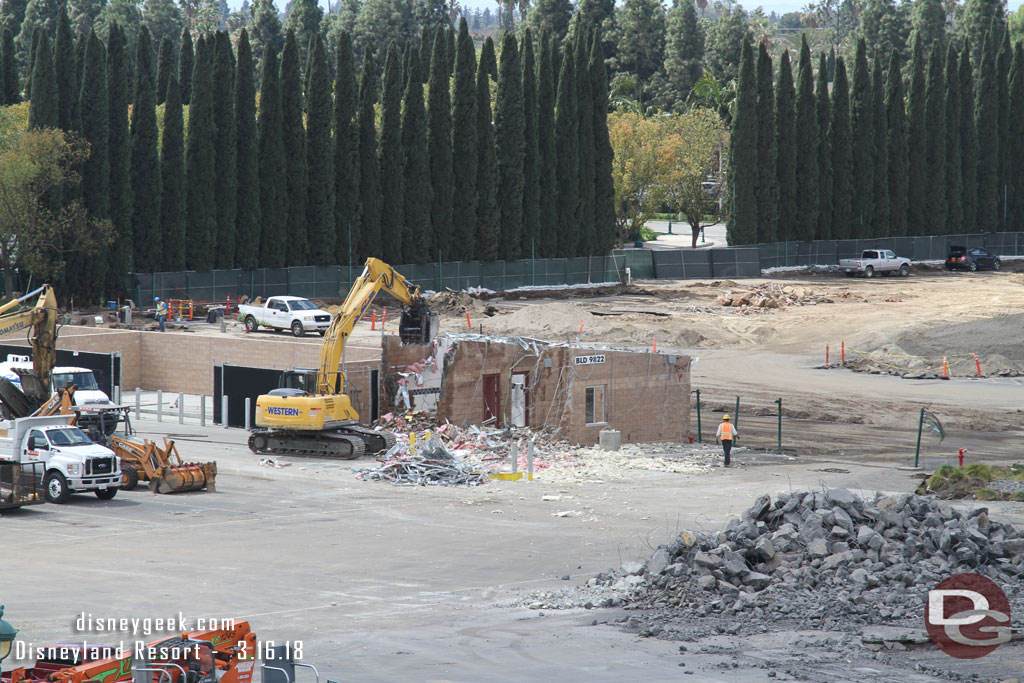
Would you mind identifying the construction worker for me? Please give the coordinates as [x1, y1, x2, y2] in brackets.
[155, 297, 168, 332]
[716, 414, 736, 466]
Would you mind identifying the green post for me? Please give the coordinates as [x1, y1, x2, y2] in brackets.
[695, 389, 702, 443]
[347, 220, 352, 288]
[914, 407, 925, 468]
[532, 237, 536, 286]
[775, 397, 782, 454]
[438, 248, 442, 291]
[734, 396, 740, 430]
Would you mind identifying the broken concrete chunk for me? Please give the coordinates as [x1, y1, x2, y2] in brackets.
[694, 552, 722, 570]
[826, 488, 857, 507]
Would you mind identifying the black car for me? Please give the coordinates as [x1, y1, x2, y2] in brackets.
[945, 246, 1001, 271]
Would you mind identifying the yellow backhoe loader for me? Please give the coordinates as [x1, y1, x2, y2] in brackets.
[0, 284, 59, 415]
[248, 258, 437, 458]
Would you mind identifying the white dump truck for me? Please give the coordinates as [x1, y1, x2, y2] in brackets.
[0, 415, 121, 503]
[238, 296, 333, 337]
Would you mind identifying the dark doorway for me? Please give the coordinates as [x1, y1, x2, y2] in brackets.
[483, 373, 500, 427]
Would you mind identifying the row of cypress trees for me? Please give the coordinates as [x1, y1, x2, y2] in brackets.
[22, 10, 615, 299]
[728, 24, 1024, 246]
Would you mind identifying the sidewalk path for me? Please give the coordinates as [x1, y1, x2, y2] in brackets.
[638, 220, 728, 250]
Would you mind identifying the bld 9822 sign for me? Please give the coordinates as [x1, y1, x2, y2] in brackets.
[574, 354, 606, 365]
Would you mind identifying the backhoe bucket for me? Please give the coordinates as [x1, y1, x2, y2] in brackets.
[399, 301, 439, 345]
[149, 461, 217, 493]
[112, 435, 217, 494]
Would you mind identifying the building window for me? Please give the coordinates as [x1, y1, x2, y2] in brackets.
[585, 385, 605, 425]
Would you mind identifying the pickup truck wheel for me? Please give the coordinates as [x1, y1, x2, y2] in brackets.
[993, 260, 1001, 271]
[121, 465, 139, 490]
[864, 266, 874, 278]
[95, 487, 118, 500]
[969, 261, 978, 272]
[899, 264, 910, 277]
[319, 330, 326, 337]
[44, 471, 71, 504]
[244, 316, 258, 332]
[291, 320, 305, 337]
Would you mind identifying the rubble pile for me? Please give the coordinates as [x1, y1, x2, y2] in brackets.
[515, 490, 1024, 634]
[353, 435, 488, 486]
[716, 284, 838, 310]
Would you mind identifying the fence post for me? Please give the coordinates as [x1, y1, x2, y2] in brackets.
[775, 397, 782, 454]
[200, 395, 206, 427]
[914, 407, 925, 468]
[156, 390, 163, 422]
[695, 389, 702, 443]
[222, 395, 229, 428]
[245, 397, 251, 430]
[178, 392, 184, 424]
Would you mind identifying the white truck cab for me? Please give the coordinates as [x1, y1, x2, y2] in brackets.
[0, 415, 121, 503]
[0, 359, 112, 406]
[239, 296, 333, 337]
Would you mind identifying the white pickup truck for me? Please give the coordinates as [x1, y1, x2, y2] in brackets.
[239, 296, 333, 337]
[0, 414, 121, 503]
[838, 249, 911, 277]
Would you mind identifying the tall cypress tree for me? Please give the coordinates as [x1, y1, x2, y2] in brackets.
[160, 73, 186, 271]
[76, 29, 108, 295]
[476, 38, 499, 260]
[815, 52, 832, 240]
[155, 35, 175, 105]
[186, 34, 216, 270]
[885, 48, 908, 237]
[575, 29, 595, 255]
[727, 40, 757, 245]
[554, 46, 579, 254]
[520, 28, 540, 257]
[755, 41, 777, 243]
[850, 39, 873, 238]
[280, 31, 308, 265]
[106, 22, 131, 284]
[179, 28, 193, 105]
[235, 29, 260, 270]
[536, 33, 557, 257]
[1008, 44, 1024, 233]
[378, 41, 404, 265]
[450, 19, 477, 261]
[495, 32, 524, 260]
[418, 25, 431, 82]
[975, 31, 998, 231]
[25, 28, 39, 102]
[591, 31, 616, 254]
[794, 36, 818, 242]
[1, 29, 16, 104]
[333, 31, 358, 266]
[213, 31, 237, 268]
[258, 45, 286, 267]
[357, 46, 381, 262]
[129, 26, 161, 273]
[305, 34, 334, 266]
[427, 25, 453, 260]
[945, 45, 962, 234]
[401, 46, 430, 262]
[54, 6, 77, 132]
[775, 49, 796, 242]
[28, 31, 57, 129]
[871, 52, 889, 237]
[830, 57, 852, 239]
[924, 42, 947, 235]
[997, 28, 1010, 229]
[961, 39, 979, 233]
[907, 35, 927, 235]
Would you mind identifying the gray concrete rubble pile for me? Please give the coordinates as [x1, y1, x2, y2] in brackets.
[607, 489, 1024, 628]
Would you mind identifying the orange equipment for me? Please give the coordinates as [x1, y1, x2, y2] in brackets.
[112, 434, 217, 493]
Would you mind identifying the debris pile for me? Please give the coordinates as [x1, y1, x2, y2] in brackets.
[512, 490, 1024, 636]
[353, 434, 488, 486]
[716, 284, 838, 310]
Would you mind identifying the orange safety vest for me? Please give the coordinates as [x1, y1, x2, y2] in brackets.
[720, 422, 734, 439]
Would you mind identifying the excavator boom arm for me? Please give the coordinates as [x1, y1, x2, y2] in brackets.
[0, 284, 58, 390]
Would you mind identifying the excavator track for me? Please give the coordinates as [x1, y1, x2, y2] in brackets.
[248, 427, 393, 459]
[336, 423, 397, 454]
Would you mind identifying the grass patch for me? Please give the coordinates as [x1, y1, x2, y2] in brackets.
[917, 463, 1024, 501]
[963, 463, 994, 480]
[974, 488, 1000, 501]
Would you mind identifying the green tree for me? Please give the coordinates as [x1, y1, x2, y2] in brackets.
[794, 36, 818, 242]
[250, 0, 284, 68]
[960, 0, 1003, 58]
[975, 31, 998, 231]
[657, 0, 702, 112]
[0, 0, 30, 39]
[333, 31, 359, 265]
[520, 28, 539, 257]
[910, 0, 945, 53]
[495, 32, 523, 260]
[524, 0, 572, 43]
[885, 48, 908, 236]
[575, 30, 595, 254]
[755, 41, 777, 243]
[179, 27, 193, 104]
[536, 31, 557, 257]
[923, 42, 947, 234]
[418, 25, 431, 82]
[143, 0, 186, 50]
[871, 51, 889, 237]
[258, 44, 286, 266]
[2, 29, 17, 104]
[480, 32, 496, 78]
[234, 29, 260, 269]
[186, 32, 216, 269]
[426, 26, 453, 259]
[613, 0, 665, 106]
[850, 39, 873, 238]
[378, 41, 404, 264]
[727, 40, 756, 246]
[68, 0, 106, 38]
[775, 49, 796, 242]
[30, 33, 58, 131]
[830, 57, 852, 239]
[54, 6, 78, 132]
[450, 19, 476, 261]
[106, 22, 131, 284]
[401, 45, 429, 261]
[16, 0, 61, 65]
[159, 72, 186, 270]
[305, 34, 333, 265]
[280, 31, 307, 265]
[906, 35, 927, 235]
[155, 35, 176, 104]
[997, 28, 1010, 229]
[554, 45, 578, 254]
[25, 27, 39, 101]
[73, 29, 108, 295]
[352, 0, 414, 76]
[475, 37, 498, 260]
[944, 44, 961, 233]
[1008, 42, 1024, 232]
[213, 30, 237, 267]
[284, 0, 322, 66]
[591, 31, 616, 253]
[858, 0, 909, 69]
[357, 46, 381, 261]
[960, 39, 978, 232]
[815, 51, 832, 240]
[130, 26, 161, 272]
[704, 6, 747, 85]
[95, 0, 143, 53]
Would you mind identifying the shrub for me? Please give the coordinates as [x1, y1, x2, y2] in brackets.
[974, 488, 999, 501]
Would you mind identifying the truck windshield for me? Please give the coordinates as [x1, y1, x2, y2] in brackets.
[47, 428, 93, 446]
[287, 300, 318, 311]
[52, 372, 100, 391]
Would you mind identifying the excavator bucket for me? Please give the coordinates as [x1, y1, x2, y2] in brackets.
[398, 300, 439, 345]
[149, 461, 218, 493]
[112, 436, 217, 493]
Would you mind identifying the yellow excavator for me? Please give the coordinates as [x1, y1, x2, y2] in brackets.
[0, 284, 60, 414]
[248, 258, 437, 458]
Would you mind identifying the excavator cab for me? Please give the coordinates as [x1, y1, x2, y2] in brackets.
[398, 300, 438, 345]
